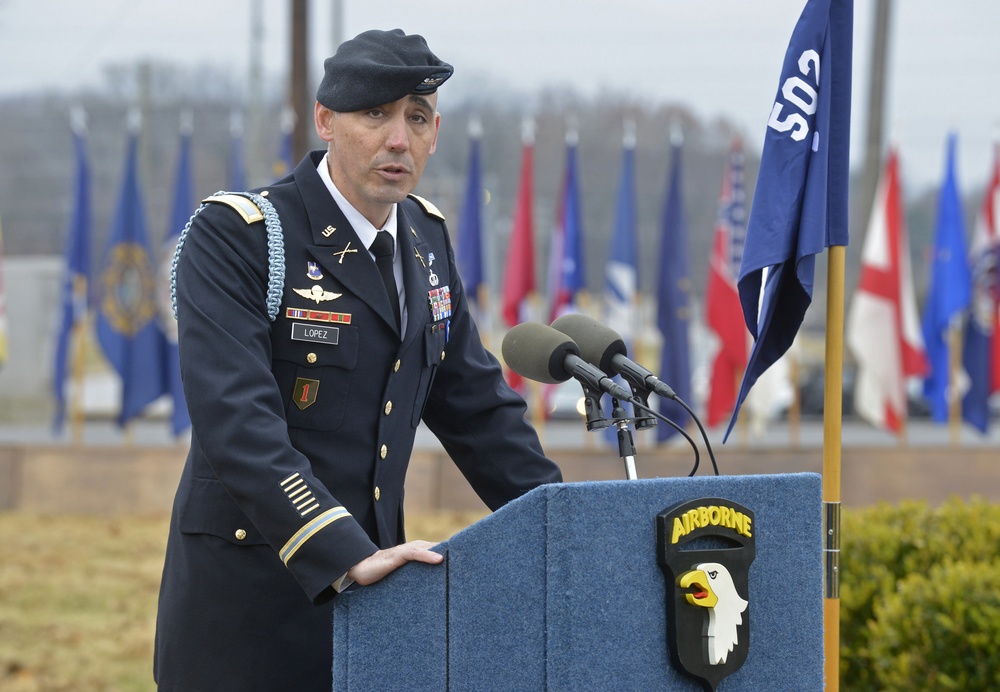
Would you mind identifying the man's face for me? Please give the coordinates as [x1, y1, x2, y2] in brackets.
[315, 93, 440, 227]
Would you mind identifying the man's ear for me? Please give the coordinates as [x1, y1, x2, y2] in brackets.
[429, 112, 441, 155]
[314, 102, 335, 142]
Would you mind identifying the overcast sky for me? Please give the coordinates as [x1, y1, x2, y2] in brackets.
[1, 0, 998, 194]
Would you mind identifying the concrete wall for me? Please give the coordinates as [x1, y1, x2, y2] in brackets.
[0, 257, 62, 418]
[3, 443, 998, 515]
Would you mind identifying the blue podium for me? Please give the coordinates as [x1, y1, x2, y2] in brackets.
[332, 473, 823, 690]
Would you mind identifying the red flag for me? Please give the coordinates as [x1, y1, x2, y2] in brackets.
[979, 146, 1000, 395]
[502, 141, 536, 327]
[847, 149, 928, 433]
[705, 141, 749, 427]
[501, 136, 536, 390]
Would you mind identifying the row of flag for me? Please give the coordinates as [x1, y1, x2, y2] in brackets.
[43, 0, 996, 442]
[51, 105, 294, 437]
[467, 120, 999, 438]
[848, 140, 1000, 435]
[54, 112, 189, 436]
[457, 0, 996, 439]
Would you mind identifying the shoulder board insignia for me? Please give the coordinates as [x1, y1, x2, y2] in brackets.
[408, 194, 445, 221]
[203, 194, 264, 224]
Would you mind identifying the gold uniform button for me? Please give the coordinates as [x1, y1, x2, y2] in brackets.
[306, 353, 318, 364]
[380, 444, 388, 460]
[393, 359, 401, 372]
[235, 529, 247, 541]
[374, 486, 381, 501]
[440, 351, 446, 361]
[384, 401, 393, 415]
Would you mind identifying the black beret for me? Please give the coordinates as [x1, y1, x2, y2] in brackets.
[316, 29, 453, 112]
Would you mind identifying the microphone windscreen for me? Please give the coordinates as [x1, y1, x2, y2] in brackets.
[550, 313, 626, 373]
[501, 322, 578, 384]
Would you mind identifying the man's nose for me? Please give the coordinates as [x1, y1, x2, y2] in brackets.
[384, 114, 410, 152]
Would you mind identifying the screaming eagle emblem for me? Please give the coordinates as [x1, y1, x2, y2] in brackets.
[656, 498, 756, 691]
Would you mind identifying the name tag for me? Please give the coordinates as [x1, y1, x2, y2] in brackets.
[291, 322, 340, 345]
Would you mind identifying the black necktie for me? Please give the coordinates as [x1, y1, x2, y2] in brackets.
[370, 231, 401, 329]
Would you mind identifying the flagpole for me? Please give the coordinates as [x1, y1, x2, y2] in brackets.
[69, 277, 88, 445]
[788, 350, 801, 448]
[823, 244, 845, 692]
[947, 320, 963, 446]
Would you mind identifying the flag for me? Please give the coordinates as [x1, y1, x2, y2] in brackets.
[656, 137, 693, 441]
[921, 133, 971, 422]
[548, 134, 586, 322]
[229, 110, 247, 191]
[501, 135, 536, 328]
[457, 124, 484, 309]
[501, 129, 536, 390]
[96, 125, 168, 427]
[962, 142, 1000, 432]
[846, 149, 928, 433]
[52, 116, 92, 431]
[705, 141, 749, 428]
[726, 0, 854, 439]
[604, 131, 638, 342]
[0, 217, 7, 370]
[160, 121, 194, 436]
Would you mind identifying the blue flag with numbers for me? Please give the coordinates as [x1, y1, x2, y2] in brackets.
[725, 0, 853, 440]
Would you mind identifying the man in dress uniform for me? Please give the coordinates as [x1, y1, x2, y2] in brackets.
[154, 28, 561, 691]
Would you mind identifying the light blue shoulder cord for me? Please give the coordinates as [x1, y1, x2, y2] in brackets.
[171, 191, 286, 322]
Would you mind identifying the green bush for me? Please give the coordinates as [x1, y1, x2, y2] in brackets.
[840, 498, 1000, 690]
[866, 559, 1000, 690]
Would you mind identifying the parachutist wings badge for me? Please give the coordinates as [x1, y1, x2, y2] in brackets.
[293, 285, 343, 304]
[657, 498, 756, 692]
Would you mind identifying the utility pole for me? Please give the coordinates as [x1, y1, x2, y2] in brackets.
[246, 0, 264, 186]
[332, 0, 345, 50]
[290, 0, 310, 164]
[856, 0, 893, 235]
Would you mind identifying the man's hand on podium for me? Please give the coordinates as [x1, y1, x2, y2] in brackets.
[347, 541, 445, 586]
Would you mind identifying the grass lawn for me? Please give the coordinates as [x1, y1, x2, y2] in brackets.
[0, 511, 484, 691]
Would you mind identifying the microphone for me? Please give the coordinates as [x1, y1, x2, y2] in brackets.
[501, 322, 633, 400]
[550, 313, 678, 400]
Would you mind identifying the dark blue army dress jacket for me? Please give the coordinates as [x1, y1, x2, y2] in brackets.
[154, 151, 561, 691]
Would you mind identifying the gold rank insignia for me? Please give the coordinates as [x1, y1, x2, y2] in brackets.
[293, 285, 343, 303]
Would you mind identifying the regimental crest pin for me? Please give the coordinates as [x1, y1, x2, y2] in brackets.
[306, 261, 324, 280]
[656, 498, 756, 692]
